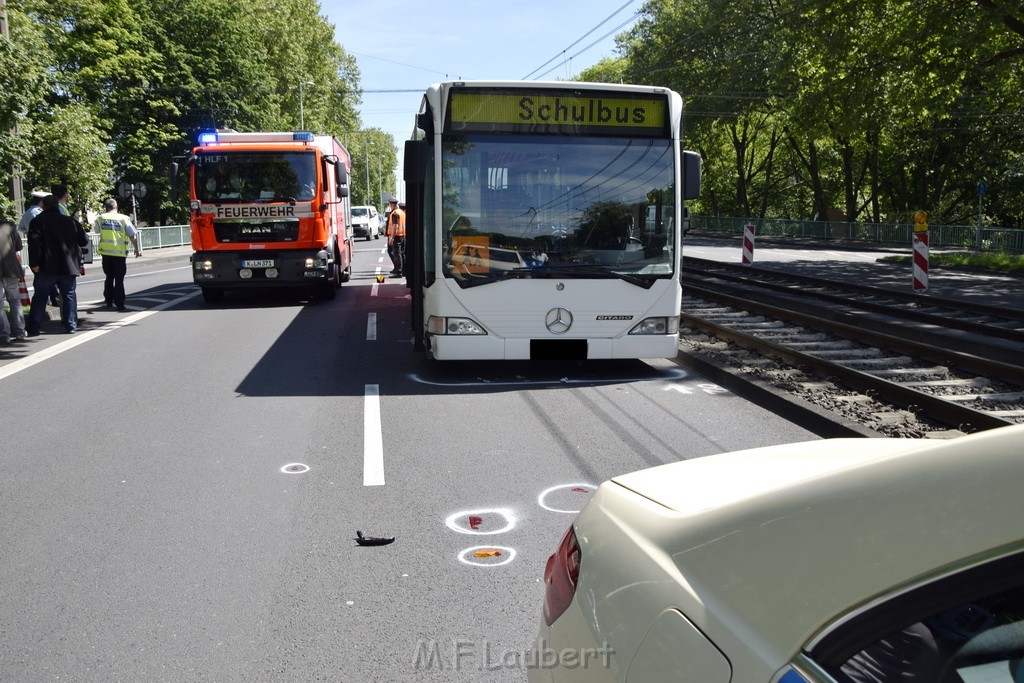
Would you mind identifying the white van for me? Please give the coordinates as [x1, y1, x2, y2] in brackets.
[352, 205, 380, 240]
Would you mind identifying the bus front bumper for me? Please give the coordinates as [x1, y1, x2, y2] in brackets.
[191, 250, 330, 287]
[426, 334, 680, 361]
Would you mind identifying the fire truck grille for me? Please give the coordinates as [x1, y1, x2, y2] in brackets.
[214, 220, 300, 243]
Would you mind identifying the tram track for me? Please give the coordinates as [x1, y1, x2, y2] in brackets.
[675, 257, 1024, 438]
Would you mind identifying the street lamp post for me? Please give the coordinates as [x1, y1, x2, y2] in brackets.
[299, 81, 314, 130]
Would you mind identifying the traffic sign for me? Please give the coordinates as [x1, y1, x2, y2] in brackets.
[118, 181, 148, 198]
[977, 182, 988, 196]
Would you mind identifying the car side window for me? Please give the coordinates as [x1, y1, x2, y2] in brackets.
[827, 583, 1024, 683]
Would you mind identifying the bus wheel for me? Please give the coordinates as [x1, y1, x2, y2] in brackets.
[201, 287, 224, 303]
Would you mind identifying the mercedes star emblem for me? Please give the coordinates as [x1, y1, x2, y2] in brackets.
[545, 307, 573, 335]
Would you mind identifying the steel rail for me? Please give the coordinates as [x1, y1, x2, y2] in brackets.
[680, 286, 1019, 432]
[683, 256, 1024, 338]
[683, 281, 1024, 382]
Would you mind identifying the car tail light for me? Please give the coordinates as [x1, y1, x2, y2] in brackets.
[543, 525, 581, 626]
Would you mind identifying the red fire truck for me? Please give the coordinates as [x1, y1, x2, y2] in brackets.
[171, 130, 354, 302]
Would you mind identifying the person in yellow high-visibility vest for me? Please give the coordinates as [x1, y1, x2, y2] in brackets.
[93, 198, 141, 311]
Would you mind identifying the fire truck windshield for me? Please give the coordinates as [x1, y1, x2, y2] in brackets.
[194, 151, 317, 203]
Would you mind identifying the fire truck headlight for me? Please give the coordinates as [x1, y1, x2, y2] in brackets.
[629, 316, 679, 335]
[266, 268, 279, 278]
[427, 316, 486, 335]
[239, 268, 253, 279]
[194, 260, 213, 272]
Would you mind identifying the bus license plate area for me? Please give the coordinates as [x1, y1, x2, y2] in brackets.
[530, 339, 588, 361]
[242, 259, 275, 268]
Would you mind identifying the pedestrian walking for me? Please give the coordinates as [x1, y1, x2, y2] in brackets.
[19, 190, 60, 306]
[93, 198, 141, 311]
[0, 218, 28, 344]
[25, 186, 89, 336]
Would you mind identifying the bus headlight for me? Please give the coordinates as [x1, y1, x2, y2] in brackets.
[427, 315, 487, 335]
[629, 316, 679, 335]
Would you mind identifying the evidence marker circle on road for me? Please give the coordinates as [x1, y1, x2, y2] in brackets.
[280, 463, 310, 474]
[445, 508, 516, 535]
[458, 546, 516, 567]
[538, 483, 597, 514]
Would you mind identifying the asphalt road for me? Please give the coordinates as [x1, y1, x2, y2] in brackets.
[0, 239, 818, 681]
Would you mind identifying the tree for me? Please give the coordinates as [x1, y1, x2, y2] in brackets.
[342, 128, 397, 210]
[613, 0, 1024, 226]
[0, 0, 50, 218]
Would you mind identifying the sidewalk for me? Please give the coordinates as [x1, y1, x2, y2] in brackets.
[120, 244, 193, 269]
[1, 245, 195, 355]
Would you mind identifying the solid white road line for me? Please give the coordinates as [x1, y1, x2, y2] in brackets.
[363, 384, 385, 486]
[0, 290, 200, 382]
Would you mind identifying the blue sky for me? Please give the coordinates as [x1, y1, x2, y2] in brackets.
[320, 0, 641, 154]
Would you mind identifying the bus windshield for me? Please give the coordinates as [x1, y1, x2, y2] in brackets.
[194, 151, 317, 203]
[441, 135, 675, 285]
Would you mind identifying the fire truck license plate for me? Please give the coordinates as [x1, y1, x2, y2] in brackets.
[242, 259, 274, 268]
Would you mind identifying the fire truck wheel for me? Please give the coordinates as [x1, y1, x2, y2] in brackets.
[201, 287, 224, 303]
[320, 281, 337, 300]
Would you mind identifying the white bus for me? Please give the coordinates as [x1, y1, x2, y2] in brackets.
[402, 81, 701, 361]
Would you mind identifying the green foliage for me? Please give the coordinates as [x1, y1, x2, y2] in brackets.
[609, 0, 1024, 228]
[341, 128, 398, 211]
[576, 57, 629, 84]
[2, 0, 378, 224]
[28, 103, 112, 211]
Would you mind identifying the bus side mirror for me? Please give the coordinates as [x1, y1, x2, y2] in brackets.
[168, 161, 180, 202]
[405, 140, 427, 183]
[682, 151, 701, 200]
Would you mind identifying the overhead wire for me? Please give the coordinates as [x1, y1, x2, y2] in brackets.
[531, 11, 642, 81]
[521, 0, 641, 80]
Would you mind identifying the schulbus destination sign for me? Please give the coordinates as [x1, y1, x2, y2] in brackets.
[446, 89, 669, 137]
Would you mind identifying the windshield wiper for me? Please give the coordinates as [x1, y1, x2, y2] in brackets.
[252, 195, 297, 204]
[451, 274, 508, 288]
[511, 264, 654, 289]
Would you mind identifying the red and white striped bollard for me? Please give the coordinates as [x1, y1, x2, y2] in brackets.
[742, 223, 756, 266]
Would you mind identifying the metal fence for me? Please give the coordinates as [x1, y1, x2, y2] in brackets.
[135, 224, 191, 249]
[691, 216, 1024, 253]
[18, 224, 192, 265]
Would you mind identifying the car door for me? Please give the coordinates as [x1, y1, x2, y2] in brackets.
[779, 549, 1024, 683]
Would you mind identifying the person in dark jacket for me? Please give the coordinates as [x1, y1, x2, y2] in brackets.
[26, 185, 89, 335]
[0, 218, 27, 343]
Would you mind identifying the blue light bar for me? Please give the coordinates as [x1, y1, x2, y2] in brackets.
[293, 132, 315, 141]
[198, 132, 218, 144]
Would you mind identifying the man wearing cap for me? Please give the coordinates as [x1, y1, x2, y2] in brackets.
[26, 185, 89, 335]
[386, 198, 406, 277]
[93, 198, 141, 311]
[19, 190, 50, 236]
[19, 190, 61, 306]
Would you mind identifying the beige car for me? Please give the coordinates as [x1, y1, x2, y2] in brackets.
[531, 424, 1024, 682]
